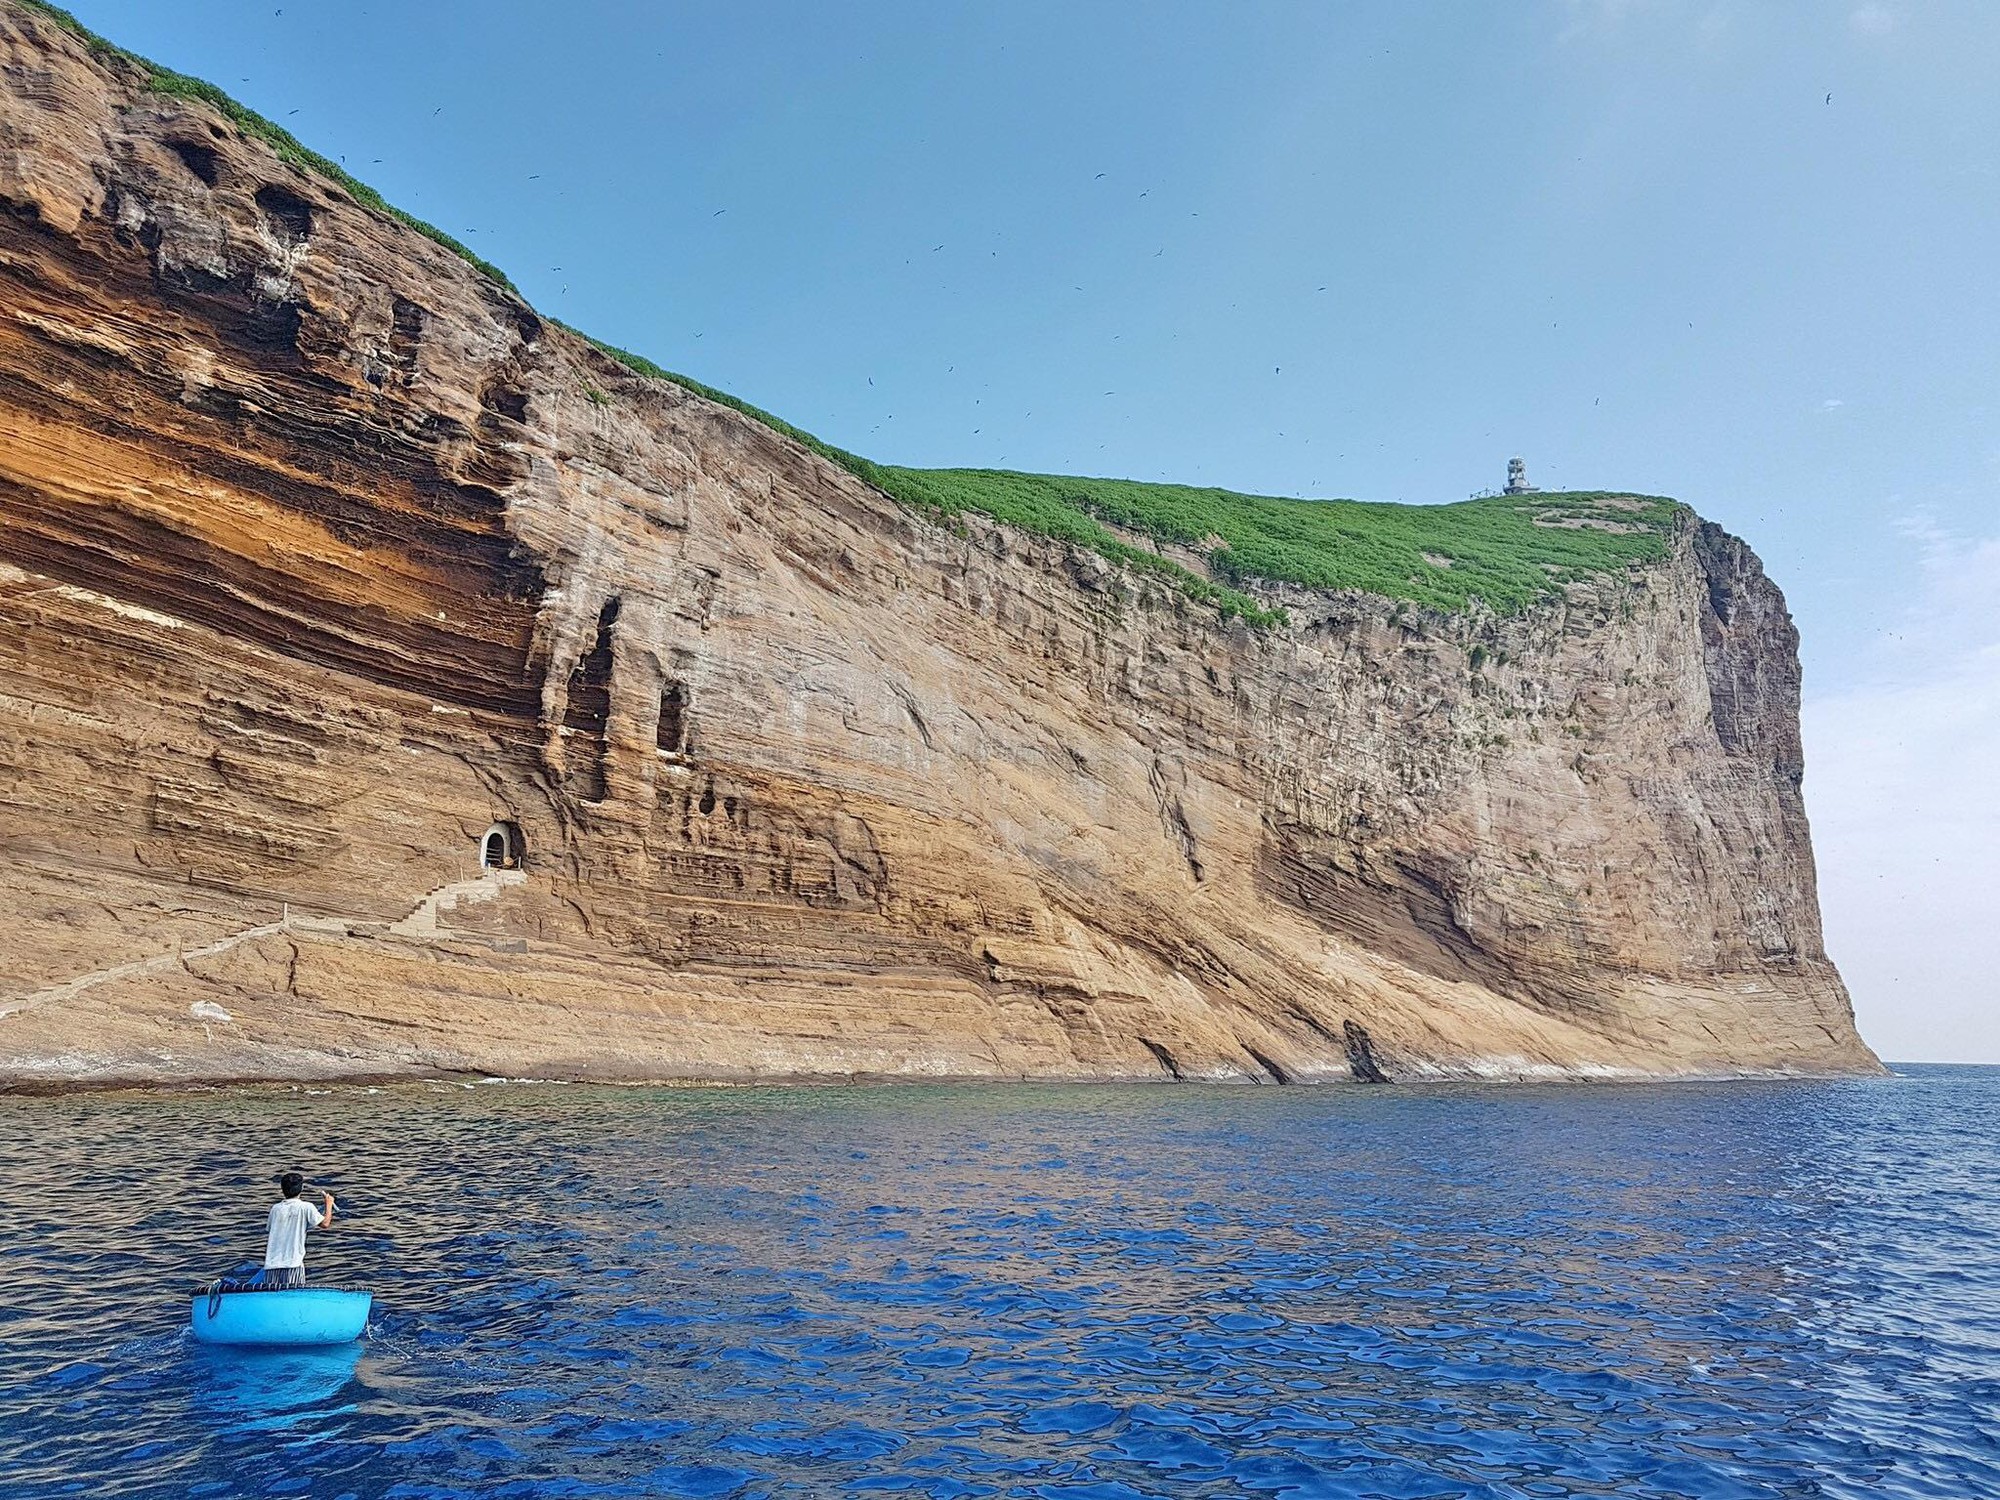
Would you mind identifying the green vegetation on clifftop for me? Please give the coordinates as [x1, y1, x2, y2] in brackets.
[16, 0, 1682, 626]
[870, 471, 1679, 617]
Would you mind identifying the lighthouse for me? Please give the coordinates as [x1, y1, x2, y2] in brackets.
[1504, 457, 1538, 495]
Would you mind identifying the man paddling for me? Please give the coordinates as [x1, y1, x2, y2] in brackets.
[262, 1171, 334, 1288]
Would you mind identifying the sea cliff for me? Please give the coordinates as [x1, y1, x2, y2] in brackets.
[0, 3, 1879, 1087]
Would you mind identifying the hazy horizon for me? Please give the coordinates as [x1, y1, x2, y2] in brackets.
[61, 0, 1998, 1061]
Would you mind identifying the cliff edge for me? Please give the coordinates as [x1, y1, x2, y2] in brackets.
[0, 4, 1879, 1086]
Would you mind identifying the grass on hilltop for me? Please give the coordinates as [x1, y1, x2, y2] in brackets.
[875, 472, 1681, 616]
[15, 0, 1682, 627]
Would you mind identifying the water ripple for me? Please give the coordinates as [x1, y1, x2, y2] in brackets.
[0, 1069, 1996, 1497]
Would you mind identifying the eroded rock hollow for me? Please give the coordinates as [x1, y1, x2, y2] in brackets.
[0, 6, 1878, 1086]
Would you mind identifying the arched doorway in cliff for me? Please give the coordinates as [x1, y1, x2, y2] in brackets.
[480, 821, 523, 871]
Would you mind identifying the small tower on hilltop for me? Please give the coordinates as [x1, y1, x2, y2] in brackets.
[1504, 456, 1538, 495]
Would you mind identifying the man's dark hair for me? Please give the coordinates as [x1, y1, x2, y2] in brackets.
[280, 1172, 303, 1198]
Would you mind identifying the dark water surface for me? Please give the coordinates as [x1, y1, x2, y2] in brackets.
[2, 1068, 1996, 1499]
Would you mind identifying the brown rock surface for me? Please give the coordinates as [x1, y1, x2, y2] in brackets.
[0, 6, 1879, 1088]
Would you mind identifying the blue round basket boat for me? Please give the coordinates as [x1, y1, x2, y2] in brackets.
[190, 1284, 372, 1347]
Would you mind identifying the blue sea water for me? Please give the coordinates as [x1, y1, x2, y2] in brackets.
[2, 1067, 1997, 1499]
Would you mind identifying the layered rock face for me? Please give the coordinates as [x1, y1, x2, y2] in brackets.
[0, 7, 1878, 1087]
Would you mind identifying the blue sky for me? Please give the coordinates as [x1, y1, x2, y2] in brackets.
[67, 0, 1998, 1061]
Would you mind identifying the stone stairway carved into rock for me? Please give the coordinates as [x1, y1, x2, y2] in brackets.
[386, 869, 528, 940]
[1, 870, 529, 1022]
[0, 909, 346, 1021]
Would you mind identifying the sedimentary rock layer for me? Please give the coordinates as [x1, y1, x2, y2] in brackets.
[0, 5, 1878, 1086]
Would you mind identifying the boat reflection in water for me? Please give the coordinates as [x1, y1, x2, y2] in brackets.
[188, 1340, 363, 1428]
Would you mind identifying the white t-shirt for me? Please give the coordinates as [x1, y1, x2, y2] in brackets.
[265, 1197, 324, 1269]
